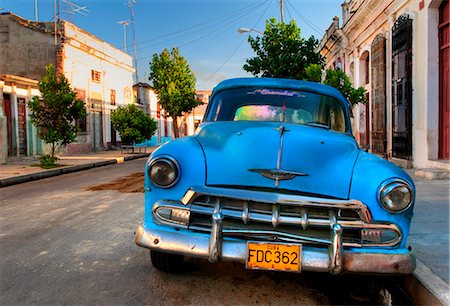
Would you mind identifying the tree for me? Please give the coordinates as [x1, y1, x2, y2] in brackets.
[322, 69, 366, 107]
[149, 48, 198, 138]
[304, 64, 367, 106]
[243, 17, 324, 80]
[28, 64, 86, 164]
[111, 104, 157, 145]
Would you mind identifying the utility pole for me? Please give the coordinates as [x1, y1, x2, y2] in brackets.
[35, 0, 39, 21]
[128, 0, 139, 83]
[117, 21, 129, 53]
[53, 0, 57, 45]
[280, 0, 284, 23]
[57, 0, 61, 21]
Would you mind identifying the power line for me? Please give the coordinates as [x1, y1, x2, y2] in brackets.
[285, 0, 323, 36]
[124, 0, 264, 51]
[284, 0, 294, 22]
[136, 1, 270, 62]
[136, 4, 262, 54]
[201, 0, 273, 88]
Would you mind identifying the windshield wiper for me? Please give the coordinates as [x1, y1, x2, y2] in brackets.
[303, 122, 330, 130]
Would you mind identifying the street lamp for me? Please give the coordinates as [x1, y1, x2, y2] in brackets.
[237, 27, 264, 35]
[117, 20, 129, 53]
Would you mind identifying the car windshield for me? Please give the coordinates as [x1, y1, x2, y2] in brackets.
[205, 87, 347, 133]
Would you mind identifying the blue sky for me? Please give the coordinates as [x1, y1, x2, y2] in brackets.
[1, 0, 342, 89]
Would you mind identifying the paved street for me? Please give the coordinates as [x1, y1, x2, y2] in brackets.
[1, 158, 413, 305]
[408, 177, 450, 283]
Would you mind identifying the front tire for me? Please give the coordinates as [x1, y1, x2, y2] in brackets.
[150, 250, 184, 272]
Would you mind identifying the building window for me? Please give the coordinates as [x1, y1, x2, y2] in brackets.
[110, 89, 116, 106]
[0, 25, 9, 42]
[91, 70, 101, 83]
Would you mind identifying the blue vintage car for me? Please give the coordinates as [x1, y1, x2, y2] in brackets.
[135, 77, 416, 274]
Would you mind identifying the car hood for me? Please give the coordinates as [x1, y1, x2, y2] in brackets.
[195, 121, 360, 199]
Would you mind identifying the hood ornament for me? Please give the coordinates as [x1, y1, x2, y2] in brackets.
[249, 125, 308, 187]
[249, 168, 309, 186]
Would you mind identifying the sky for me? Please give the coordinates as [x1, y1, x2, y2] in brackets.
[0, 0, 342, 90]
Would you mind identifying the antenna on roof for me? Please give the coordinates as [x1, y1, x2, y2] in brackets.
[117, 20, 130, 53]
[62, 0, 89, 22]
[34, 0, 39, 21]
[127, 0, 138, 83]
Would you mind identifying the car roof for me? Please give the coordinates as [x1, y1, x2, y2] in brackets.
[211, 77, 349, 107]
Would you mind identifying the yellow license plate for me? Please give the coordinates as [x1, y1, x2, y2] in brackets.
[246, 242, 301, 272]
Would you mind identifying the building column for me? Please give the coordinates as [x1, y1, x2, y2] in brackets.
[11, 84, 19, 157]
[425, 2, 441, 162]
[0, 81, 6, 163]
[386, 15, 395, 159]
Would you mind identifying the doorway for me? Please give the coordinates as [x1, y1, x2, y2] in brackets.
[438, 1, 449, 159]
[392, 15, 413, 159]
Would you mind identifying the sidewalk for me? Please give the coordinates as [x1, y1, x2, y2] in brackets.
[0, 149, 155, 187]
[0, 153, 449, 303]
[405, 170, 450, 305]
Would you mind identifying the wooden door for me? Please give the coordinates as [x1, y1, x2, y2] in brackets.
[17, 98, 27, 155]
[439, 1, 449, 160]
[371, 34, 387, 156]
[4, 94, 12, 156]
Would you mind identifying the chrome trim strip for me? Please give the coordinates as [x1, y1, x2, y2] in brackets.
[221, 229, 331, 245]
[135, 225, 416, 274]
[180, 187, 372, 223]
[152, 201, 402, 248]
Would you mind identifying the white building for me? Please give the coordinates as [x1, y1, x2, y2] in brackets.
[318, 0, 449, 177]
[0, 12, 134, 161]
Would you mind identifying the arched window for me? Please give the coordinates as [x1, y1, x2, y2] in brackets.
[360, 51, 370, 85]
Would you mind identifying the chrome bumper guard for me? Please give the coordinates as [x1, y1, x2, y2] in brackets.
[136, 187, 415, 274]
[135, 224, 415, 274]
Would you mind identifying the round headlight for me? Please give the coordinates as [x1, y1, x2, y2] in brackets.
[378, 179, 414, 213]
[148, 156, 180, 188]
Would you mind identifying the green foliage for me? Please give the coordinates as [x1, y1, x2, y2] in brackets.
[323, 69, 367, 106]
[305, 64, 323, 83]
[111, 104, 157, 145]
[28, 64, 86, 161]
[243, 18, 324, 80]
[149, 48, 198, 138]
[38, 154, 59, 168]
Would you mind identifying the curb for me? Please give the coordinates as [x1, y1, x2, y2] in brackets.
[398, 260, 450, 306]
[0, 153, 150, 188]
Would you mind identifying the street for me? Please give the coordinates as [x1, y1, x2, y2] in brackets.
[1, 158, 409, 305]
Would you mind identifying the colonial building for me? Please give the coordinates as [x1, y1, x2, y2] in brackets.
[0, 12, 134, 162]
[318, 0, 449, 176]
[0, 75, 42, 163]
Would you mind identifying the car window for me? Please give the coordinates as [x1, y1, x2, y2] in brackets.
[206, 87, 347, 133]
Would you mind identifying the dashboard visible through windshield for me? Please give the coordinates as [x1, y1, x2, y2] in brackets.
[205, 87, 347, 133]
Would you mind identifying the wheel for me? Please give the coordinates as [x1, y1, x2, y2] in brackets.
[150, 250, 184, 272]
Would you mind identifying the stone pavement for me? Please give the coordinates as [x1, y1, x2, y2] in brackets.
[406, 170, 450, 304]
[0, 152, 449, 303]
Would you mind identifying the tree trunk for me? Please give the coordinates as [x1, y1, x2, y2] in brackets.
[171, 116, 179, 138]
[51, 142, 56, 159]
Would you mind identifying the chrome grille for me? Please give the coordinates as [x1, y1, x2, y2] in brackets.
[152, 188, 403, 248]
[188, 195, 363, 246]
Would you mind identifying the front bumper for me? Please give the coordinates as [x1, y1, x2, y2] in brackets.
[135, 224, 416, 274]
